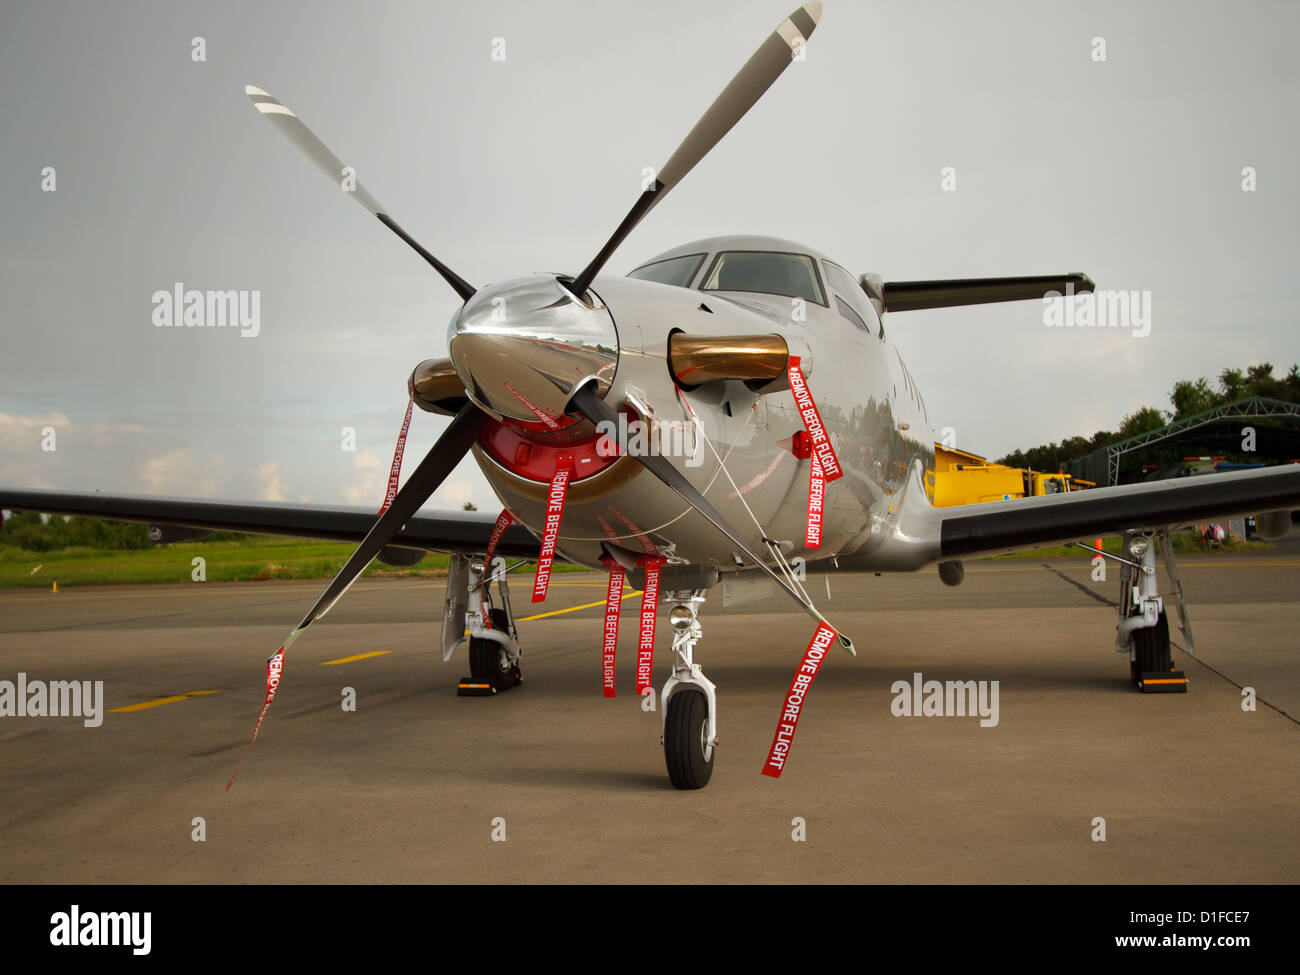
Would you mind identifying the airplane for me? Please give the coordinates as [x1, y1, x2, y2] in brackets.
[4, 2, 1298, 790]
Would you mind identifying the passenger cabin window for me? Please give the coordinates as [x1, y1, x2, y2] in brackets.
[823, 261, 882, 338]
[627, 253, 706, 288]
[700, 251, 826, 306]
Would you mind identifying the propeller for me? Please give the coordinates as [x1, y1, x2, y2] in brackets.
[231, 3, 837, 783]
[245, 85, 476, 302]
[568, 2, 822, 297]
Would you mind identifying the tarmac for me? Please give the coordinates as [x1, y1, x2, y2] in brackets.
[1, 549, 1297, 883]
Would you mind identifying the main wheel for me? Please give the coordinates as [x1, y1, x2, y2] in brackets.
[1132, 610, 1171, 686]
[664, 688, 714, 790]
[469, 607, 519, 691]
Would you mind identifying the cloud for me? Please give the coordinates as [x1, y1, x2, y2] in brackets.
[138, 448, 227, 497]
[339, 451, 384, 505]
[0, 412, 142, 453]
[0, 412, 149, 490]
[253, 460, 285, 502]
[434, 475, 477, 509]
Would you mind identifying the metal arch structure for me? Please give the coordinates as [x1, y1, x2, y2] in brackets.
[1066, 397, 1300, 486]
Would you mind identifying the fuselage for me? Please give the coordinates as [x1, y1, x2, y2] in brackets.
[464, 235, 938, 575]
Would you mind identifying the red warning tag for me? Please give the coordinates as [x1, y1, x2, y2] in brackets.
[531, 454, 573, 603]
[761, 619, 838, 779]
[806, 454, 824, 548]
[635, 558, 664, 695]
[601, 559, 624, 697]
[484, 508, 516, 567]
[227, 637, 293, 790]
[378, 396, 414, 515]
[788, 356, 843, 482]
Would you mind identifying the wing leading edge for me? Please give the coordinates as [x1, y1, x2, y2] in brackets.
[0, 489, 540, 558]
[936, 464, 1300, 559]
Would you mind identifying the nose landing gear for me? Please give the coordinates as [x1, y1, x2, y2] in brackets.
[660, 590, 717, 789]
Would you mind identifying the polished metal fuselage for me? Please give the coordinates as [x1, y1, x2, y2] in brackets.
[468, 237, 942, 575]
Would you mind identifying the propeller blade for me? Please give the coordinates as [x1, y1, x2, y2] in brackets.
[293, 402, 486, 633]
[568, 2, 822, 297]
[228, 401, 486, 787]
[571, 385, 811, 615]
[244, 85, 476, 302]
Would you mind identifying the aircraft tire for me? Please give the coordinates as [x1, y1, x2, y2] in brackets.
[1132, 610, 1171, 684]
[664, 688, 714, 789]
[469, 607, 519, 691]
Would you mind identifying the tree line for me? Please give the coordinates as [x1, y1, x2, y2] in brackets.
[997, 362, 1300, 473]
[1, 512, 154, 552]
[0, 512, 249, 552]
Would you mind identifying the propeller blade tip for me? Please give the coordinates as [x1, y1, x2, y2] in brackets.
[245, 84, 271, 97]
[803, 0, 823, 24]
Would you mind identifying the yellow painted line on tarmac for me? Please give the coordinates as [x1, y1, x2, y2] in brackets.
[518, 589, 642, 622]
[318, 650, 392, 665]
[454, 590, 643, 635]
[108, 689, 220, 713]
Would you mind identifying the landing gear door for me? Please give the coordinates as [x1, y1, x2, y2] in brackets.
[442, 554, 470, 661]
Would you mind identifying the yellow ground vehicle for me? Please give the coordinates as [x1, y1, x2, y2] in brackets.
[929, 445, 1094, 507]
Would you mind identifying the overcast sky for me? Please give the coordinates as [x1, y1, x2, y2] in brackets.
[2, 0, 1297, 509]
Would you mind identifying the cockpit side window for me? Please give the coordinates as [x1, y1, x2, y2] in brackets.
[833, 296, 870, 333]
[699, 251, 826, 306]
[823, 261, 883, 338]
[627, 253, 706, 288]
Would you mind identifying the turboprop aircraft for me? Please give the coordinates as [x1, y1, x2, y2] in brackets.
[5, 2, 1299, 790]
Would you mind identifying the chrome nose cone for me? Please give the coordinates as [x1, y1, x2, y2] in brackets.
[448, 275, 618, 426]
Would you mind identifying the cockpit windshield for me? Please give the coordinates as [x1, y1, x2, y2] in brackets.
[699, 251, 825, 305]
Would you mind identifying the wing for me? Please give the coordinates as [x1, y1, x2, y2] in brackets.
[0, 488, 539, 558]
[934, 464, 1300, 559]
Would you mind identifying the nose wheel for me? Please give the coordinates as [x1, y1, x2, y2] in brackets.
[659, 590, 718, 790]
[664, 688, 713, 789]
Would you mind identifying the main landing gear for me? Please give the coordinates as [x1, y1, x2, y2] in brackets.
[443, 554, 522, 696]
[660, 589, 718, 789]
[1111, 529, 1192, 693]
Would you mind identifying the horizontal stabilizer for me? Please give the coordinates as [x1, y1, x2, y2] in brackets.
[872, 273, 1095, 313]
